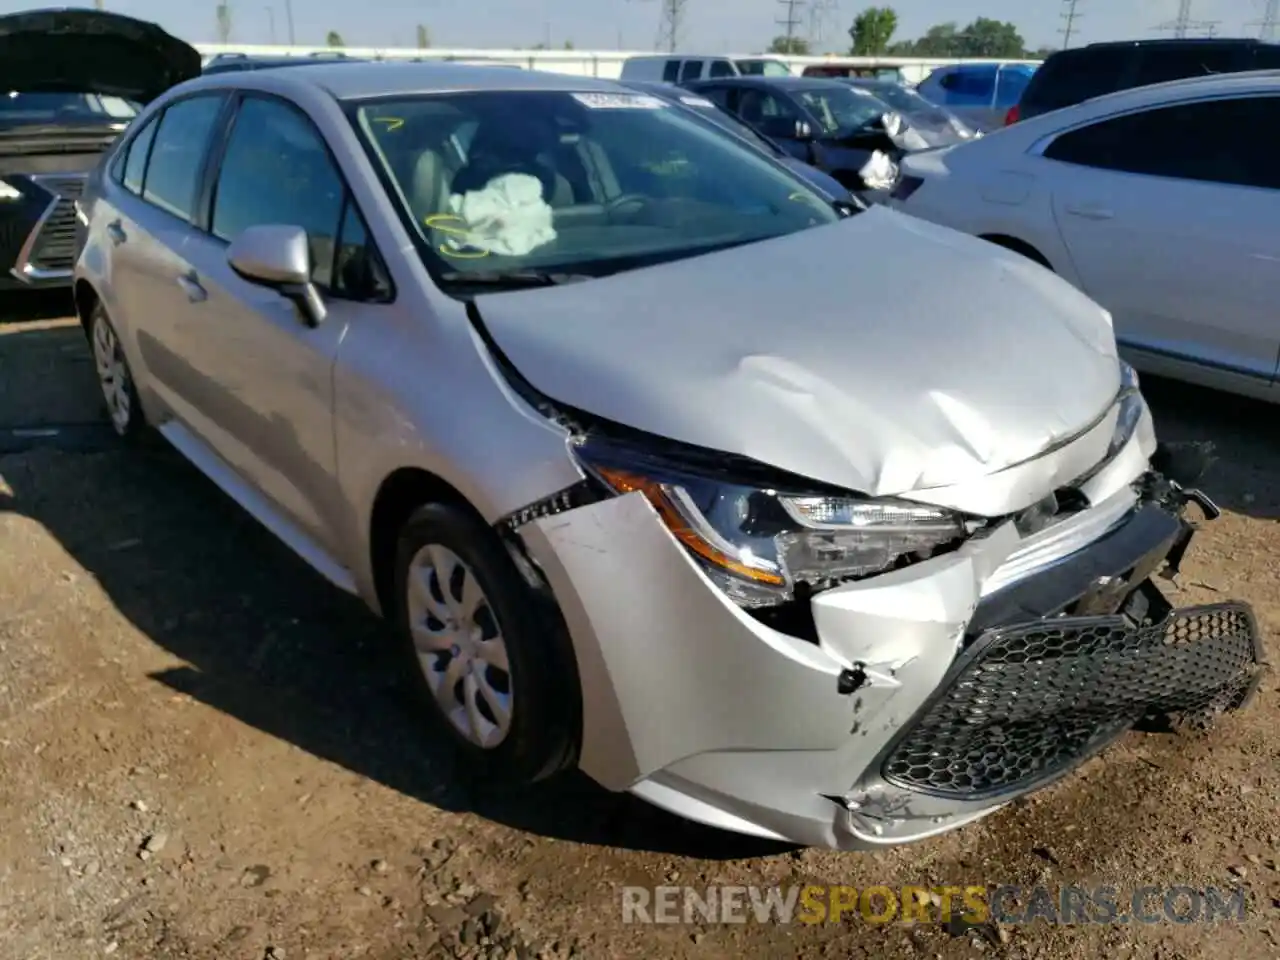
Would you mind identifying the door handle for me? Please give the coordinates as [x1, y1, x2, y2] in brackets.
[106, 220, 127, 245]
[1063, 203, 1114, 221]
[176, 270, 207, 303]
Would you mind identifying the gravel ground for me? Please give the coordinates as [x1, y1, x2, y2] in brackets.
[1, 300, 1277, 960]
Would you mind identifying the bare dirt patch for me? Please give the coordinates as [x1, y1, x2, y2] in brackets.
[1, 317, 1277, 960]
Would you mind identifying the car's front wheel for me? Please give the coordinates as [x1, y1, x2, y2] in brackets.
[88, 303, 146, 440]
[392, 502, 579, 785]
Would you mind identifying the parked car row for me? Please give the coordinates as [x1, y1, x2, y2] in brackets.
[0, 6, 1262, 854]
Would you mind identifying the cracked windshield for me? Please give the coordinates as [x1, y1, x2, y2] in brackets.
[355, 90, 838, 277]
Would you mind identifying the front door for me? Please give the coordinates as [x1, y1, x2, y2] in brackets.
[170, 93, 375, 555]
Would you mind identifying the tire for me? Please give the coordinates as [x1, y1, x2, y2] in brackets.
[392, 502, 579, 786]
[87, 303, 148, 442]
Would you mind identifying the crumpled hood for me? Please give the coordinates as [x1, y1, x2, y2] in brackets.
[476, 206, 1121, 498]
[0, 9, 202, 105]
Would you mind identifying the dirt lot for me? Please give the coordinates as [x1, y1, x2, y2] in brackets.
[0, 295, 1277, 960]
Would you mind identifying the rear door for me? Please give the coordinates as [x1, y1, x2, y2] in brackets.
[102, 92, 231, 424]
[1043, 94, 1280, 385]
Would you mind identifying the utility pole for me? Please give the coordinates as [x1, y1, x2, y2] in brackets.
[265, 6, 275, 42]
[216, 2, 232, 43]
[1060, 0, 1082, 48]
[775, 0, 804, 50]
[283, 0, 295, 44]
[655, 0, 685, 52]
[806, 0, 837, 47]
[1247, 0, 1280, 40]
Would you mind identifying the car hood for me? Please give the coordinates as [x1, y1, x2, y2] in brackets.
[0, 9, 202, 104]
[475, 207, 1121, 499]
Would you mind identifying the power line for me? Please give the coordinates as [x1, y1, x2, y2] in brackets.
[1246, 0, 1280, 40]
[1152, 0, 1218, 39]
[776, 0, 804, 47]
[1060, 0, 1082, 48]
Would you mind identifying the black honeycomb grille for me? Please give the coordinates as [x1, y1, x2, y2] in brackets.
[881, 603, 1262, 800]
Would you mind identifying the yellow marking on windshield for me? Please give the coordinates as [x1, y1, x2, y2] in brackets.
[370, 116, 404, 131]
[423, 213, 491, 258]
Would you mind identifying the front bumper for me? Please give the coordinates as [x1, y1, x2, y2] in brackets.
[517, 433, 1264, 850]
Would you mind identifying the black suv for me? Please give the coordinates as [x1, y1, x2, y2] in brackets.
[1008, 38, 1280, 124]
[0, 9, 200, 293]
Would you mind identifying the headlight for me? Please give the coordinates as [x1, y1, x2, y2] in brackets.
[1106, 361, 1143, 461]
[573, 438, 971, 607]
[0, 179, 22, 201]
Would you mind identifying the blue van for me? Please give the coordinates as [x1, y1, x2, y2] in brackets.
[913, 62, 1036, 131]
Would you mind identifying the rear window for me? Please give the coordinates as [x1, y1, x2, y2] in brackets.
[1022, 47, 1129, 111]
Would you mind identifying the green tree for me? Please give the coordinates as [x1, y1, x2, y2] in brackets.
[888, 18, 1028, 57]
[563, 39, 575, 49]
[848, 7, 898, 55]
[416, 24, 431, 48]
[326, 30, 344, 47]
[768, 35, 811, 54]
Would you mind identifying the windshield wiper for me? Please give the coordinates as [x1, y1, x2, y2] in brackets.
[437, 269, 595, 289]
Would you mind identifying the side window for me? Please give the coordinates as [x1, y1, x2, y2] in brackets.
[1043, 97, 1279, 190]
[680, 60, 704, 82]
[1131, 45, 1239, 88]
[697, 86, 733, 110]
[939, 68, 996, 103]
[661, 60, 680, 82]
[708, 59, 736, 78]
[121, 115, 159, 195]
[210, 96, 345, 287]
[332, 200, 392, 300]
[995, 68, 1031, 107]
[143, 95, 226, 220]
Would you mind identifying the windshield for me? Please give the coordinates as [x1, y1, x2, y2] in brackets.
[675, 94, 779, 154]
[353, 90, 838, 284]
[735, 59, 793, 77]
[0, 91, 138, 123]
[793, 86, 885, 138]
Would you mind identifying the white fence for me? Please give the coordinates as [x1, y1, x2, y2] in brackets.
[194, 45, 1041, 83]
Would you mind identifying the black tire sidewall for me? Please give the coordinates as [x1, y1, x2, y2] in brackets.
[392, 502, 578, 785]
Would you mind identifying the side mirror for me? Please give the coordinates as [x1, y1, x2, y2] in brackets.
[227, 224, 326, 326]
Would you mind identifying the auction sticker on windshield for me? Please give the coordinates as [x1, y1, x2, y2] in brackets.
[679, 95, 717, 108]
[572, 93, 666, 109]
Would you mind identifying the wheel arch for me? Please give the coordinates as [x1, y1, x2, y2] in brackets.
[367, 466, 485, 619]
[73, 278, 100, 340]
[979, 233, 1053, 270]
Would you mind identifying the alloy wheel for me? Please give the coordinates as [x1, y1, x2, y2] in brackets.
[405, 543, 514, 748]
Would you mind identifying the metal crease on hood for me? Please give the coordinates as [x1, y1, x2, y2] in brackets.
[475, 206, 1121, 501]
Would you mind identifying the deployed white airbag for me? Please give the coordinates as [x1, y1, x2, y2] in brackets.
[444, 173, 556, 257]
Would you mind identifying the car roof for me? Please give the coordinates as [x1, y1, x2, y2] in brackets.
[180, 61, 631, 99]
[1081, 37, 1267, 49]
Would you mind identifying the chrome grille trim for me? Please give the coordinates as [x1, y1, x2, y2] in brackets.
[10, 173, 87, 283]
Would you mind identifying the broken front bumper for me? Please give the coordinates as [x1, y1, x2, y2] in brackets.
[516, 450, 1263, 850]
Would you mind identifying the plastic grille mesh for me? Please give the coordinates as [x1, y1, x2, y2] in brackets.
[882, 603, 1260, 799]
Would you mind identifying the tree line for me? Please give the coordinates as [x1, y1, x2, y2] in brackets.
[770, 6, 1056, 59]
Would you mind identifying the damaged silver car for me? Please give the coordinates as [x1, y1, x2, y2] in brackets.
[73, 63, 1263, 849]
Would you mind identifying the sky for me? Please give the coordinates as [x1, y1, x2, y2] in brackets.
[8, 0, 1264, 53]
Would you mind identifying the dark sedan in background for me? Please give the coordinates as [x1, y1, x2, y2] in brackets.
[0, 8, 200, 294]
[682, 76, 927, 192]
[618, 80, 854, 202]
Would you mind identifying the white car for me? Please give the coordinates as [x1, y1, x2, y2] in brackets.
[888, 70, 1279, 403]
